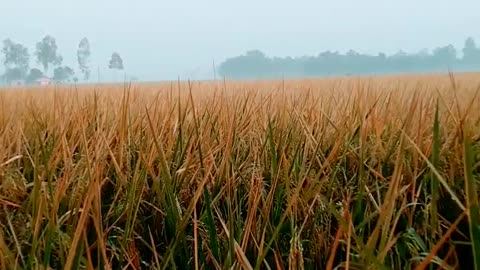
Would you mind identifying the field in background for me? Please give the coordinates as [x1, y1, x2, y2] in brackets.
[0, 73, 479, 269]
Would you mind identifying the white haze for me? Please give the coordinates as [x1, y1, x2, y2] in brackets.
[1, 0, 479, 81]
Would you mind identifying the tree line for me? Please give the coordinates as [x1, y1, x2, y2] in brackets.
[218, 37, 480, 79]
[1, 35, 124, 85]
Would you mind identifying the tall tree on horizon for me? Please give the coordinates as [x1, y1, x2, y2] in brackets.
[463, 37, 480, 64]
[108, 52, 124, 70]
[1, 39, 30, 82]
[35, 35, 62, 74]
[77, 37, 91, 80]
[109, 52, 124, 81]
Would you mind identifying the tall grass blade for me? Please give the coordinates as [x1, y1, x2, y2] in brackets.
[430, 100, 440, 234]
[463, 131, 480, 270]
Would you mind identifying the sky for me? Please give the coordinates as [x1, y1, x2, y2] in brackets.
[1, 0, 479, 81]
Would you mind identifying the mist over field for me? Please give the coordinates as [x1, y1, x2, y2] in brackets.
[1, 0, 480, 83]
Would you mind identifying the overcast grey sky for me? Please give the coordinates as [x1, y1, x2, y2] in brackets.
[1, 0, 479, 81]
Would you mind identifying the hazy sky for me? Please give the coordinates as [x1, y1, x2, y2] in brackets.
[1, 0, 479, 81]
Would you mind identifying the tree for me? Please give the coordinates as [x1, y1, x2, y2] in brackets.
[3, 68, 24, 82]
[53, 66, 75, 83]
[77, 38, 91, 80]
[217, 41, 470, 79]
[35, 35, 62, 74]
[2, 39, 30, 70]
[432, 44, 457, 64]
[109, 52, 124, 70]
[26, 68, 44, 84]
[346, 49, 360, 57]
[463, 37, 476, 57]
[462, 37, 480, 64]
[245, 50, 266, 58]
[1, 39, 30, 82]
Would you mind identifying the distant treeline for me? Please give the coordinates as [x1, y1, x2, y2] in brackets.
[1, 35, 125, 86]
[218, 37, 480, 79]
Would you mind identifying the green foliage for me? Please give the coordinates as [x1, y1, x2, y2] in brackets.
[463, 133, 480, 270]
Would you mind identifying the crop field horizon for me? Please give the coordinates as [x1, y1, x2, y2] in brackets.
[0, 73, 479, 269]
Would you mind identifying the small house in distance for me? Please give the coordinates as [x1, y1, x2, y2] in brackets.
[35, 77, 51, 86]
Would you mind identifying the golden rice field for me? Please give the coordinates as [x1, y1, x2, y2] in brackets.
[0, 73, 479, 269]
